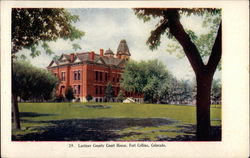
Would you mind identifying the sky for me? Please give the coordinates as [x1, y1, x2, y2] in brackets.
[18, 8, 221, 81]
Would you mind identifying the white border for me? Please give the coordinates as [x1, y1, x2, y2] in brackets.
[1, 1, 249, 157]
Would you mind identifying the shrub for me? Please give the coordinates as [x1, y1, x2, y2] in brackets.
[86, 94, 93, 102]
[55, 94, 65, 102]
[65, 86, 75, 102]
[117, 90, 125, 102]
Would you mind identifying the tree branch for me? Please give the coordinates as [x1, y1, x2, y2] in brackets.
[164, 9, 205, 75]
[147, 19, 169, 50]
[206, 23, 222, 73]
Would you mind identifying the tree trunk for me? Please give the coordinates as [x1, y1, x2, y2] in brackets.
[12, 58, 21, 130]
[12, 94, 21, 129]
[196, 74, 213, 140]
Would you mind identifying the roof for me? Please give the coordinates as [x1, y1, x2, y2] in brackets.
[48, 60, 59, 67]
[101, 56, 124, 66]
[48, 51, 125, 69]
[76, 52, 89, 62]
[104, 48, 114, 55]
[116, 39, 131, 56]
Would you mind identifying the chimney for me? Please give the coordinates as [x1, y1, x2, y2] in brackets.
[70, 53, 75, 62]
[100, 49, 104, 56]
[89, 51, 95, 60]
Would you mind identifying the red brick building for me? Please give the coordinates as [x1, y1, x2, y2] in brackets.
[47, 40, 143, 102]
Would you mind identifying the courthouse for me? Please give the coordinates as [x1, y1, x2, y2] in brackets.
[47, 40, 143, 102]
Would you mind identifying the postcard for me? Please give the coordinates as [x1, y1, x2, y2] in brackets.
[1, 1, 249, 157]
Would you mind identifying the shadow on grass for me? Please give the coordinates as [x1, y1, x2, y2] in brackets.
[19, 112, 56, 117]
[12, 118, 175, 141]
[158, 125, 221, 141]
[12, 118, 221, 141]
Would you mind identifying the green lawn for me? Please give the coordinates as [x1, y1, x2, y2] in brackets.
[13, 102, 221, 141]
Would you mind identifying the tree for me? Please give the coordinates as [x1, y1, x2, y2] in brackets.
[211, 79, 221, 105]
[117, 90, 125, 102]
[134, 8, 221, 140]
[163, 77, 177, 104]
[11, 8, 84, 129]
[121, 59, 171, 103]
[72, 43, 82, 52]
[120, 60, 144, 94]
[12, 61, 58, 101]
[12, 8, 84, 55]
[12, 61, 58, 128]
[105, 82, 114, 102]
[65, 86, 75, 102]
[86, 94, 93, 102]
[178, 80, 193, 104]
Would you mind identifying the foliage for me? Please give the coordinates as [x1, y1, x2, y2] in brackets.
[55, 94, 65, 102]
[53, 55, 60, 61]
[121, 60, 172, 103]
[12, 61, 58, 101]
[65, 86, 75, 102]
[105, 82, 114, 101]
[86, 94, 93, 102]
[134, 9, 221, 65]
[120, 60, 144, 93]
[211, 79, 222, 104]
[121, 59, 195, 104]
[12, 8, 85, 56]
[163, 78, 193, 104]
[177, 80, 193, 103]
[72, 43, 82, 51]
[117, 90, 125, 102]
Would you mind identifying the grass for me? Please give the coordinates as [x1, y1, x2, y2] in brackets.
[13, 102, 221, 141]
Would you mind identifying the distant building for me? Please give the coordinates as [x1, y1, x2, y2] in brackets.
[47, 40, 143, 102]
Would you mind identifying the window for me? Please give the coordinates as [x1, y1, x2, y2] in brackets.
[100, 72, 102, 81]
[99, 86, 102, 95]
[113, 74, 115, 82]
[61, 72, 66, 81]
[78, 70, 81, 80]
[117, 74, 119, 82]
[74, 70, 81, 80]
[74, 85, 77, 94]
[117, 87, 119, 95]
[105, 73, 108, 81]
[78, 85, 81, 94]
[95, 86, 98, 95]
[74, 71, 77, 80]
[95, 71, 98, 81]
